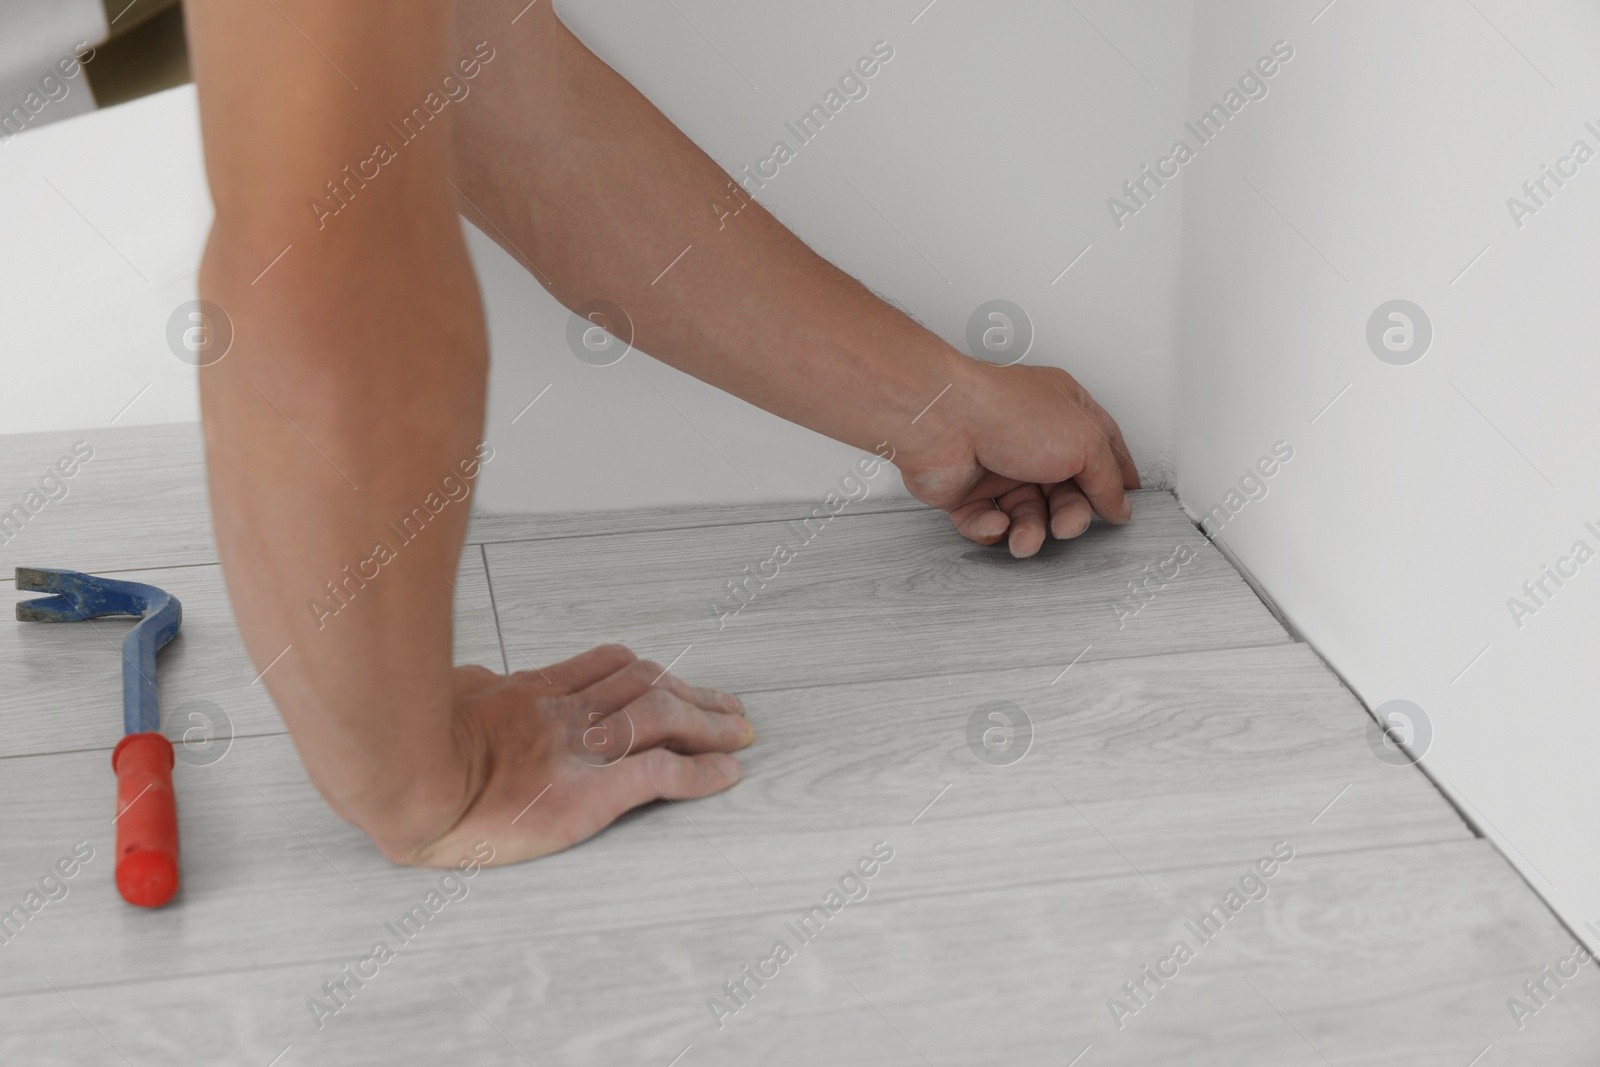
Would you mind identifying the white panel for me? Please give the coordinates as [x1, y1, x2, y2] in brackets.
[0, 85, 206, 433]
[483, 0, 1192, 511]
[1175, 0, 1600, 947]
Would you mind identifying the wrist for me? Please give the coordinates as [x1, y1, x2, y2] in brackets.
[330, 710, 489, 863]
[883, 339, 985, 472]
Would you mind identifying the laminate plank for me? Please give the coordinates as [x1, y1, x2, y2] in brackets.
[657, 642, 1471, 866]
[0, 423, 212, 574]
[486, 495, 1290, 693]
[1, 841, 1591, 1066]
[0, 646, 1466, 999]
[464, 494, 930, 545]
[0, 422, 925, 572]
[0, 551, 502, 759]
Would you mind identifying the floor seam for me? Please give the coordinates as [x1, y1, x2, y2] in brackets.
[466, 489, 1184, 547]
[479, 542, 510, 675]
[466, 501, 932, 548]
[1194, 521, 1483, 836]
[0, 640, 1319, 764]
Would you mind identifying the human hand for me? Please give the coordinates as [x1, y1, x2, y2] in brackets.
[383, 645, 752, 868]
[896, 363, 1141, 558]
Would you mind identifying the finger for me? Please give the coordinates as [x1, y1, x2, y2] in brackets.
[607, 748, 744, 811]
[581, 657, 743, 716]
[650, 665, 745, 716]
[1106, 420, 1140, 489]
[1082, 393, 1140, 491]
[1047, 480, 1094, 539]
[535, 749, 743, 855]
[519, 643, 636, 692]
[996, 483, 1048, 558]
[1052, 377, 1140, 494]
[1071, 427, 1133, 524]
[948, 498, 1011, 545]
[581, 688, 753, 762]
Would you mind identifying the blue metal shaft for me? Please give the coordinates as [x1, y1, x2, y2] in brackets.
[14, 567, 183, 735]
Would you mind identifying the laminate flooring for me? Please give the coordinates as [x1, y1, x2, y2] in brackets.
[0, 424, 1593, 1065]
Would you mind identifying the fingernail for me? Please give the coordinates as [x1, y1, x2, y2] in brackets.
[719, 755, 742, 780]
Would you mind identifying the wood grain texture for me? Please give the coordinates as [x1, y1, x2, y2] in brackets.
[0, 424, 1583, 1066]
[0, 423, 212, 574]
[466, 494, 930, 546]
[0, 646, 1468, 1000]
[0, 422, 927, 572]
[485, 496, 1290, 693]
[0, 842, 1593, 1066]
[0, 551, 502, 759]
[655, 643, 1472, 869]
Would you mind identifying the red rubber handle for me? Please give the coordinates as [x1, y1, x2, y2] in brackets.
[111, 732, 180, 908]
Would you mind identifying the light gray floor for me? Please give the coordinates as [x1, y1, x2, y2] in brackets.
[0, 424, 1595, 1066]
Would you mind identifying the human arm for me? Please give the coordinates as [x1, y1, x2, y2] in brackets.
[187, 0, 749, 867]
[450, 0, 1140, 558]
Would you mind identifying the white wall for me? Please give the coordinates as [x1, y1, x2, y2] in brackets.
[478, 0, 1193, 511]
[1175, 0, 1600, 948]
[0, 0, 1195, 514]
[0, 85, 207, 433]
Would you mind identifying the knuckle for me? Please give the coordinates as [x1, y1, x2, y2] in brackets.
[697, 755, 731, 789]
[513, 665, 552, 686]
[661, 706, 696, 737]
[666, 694, 701, 729]
[633, 687, 675, 716]
[688, 760, 715, 791]
[636, 747, 675, 783]
[1060, 441, 1089, 478]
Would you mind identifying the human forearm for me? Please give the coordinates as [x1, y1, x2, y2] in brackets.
[452, 3, 1135, 555]
[198, 239, 487, 848]
[451, 2, 977, 462]
[190, 0, 489, 852]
